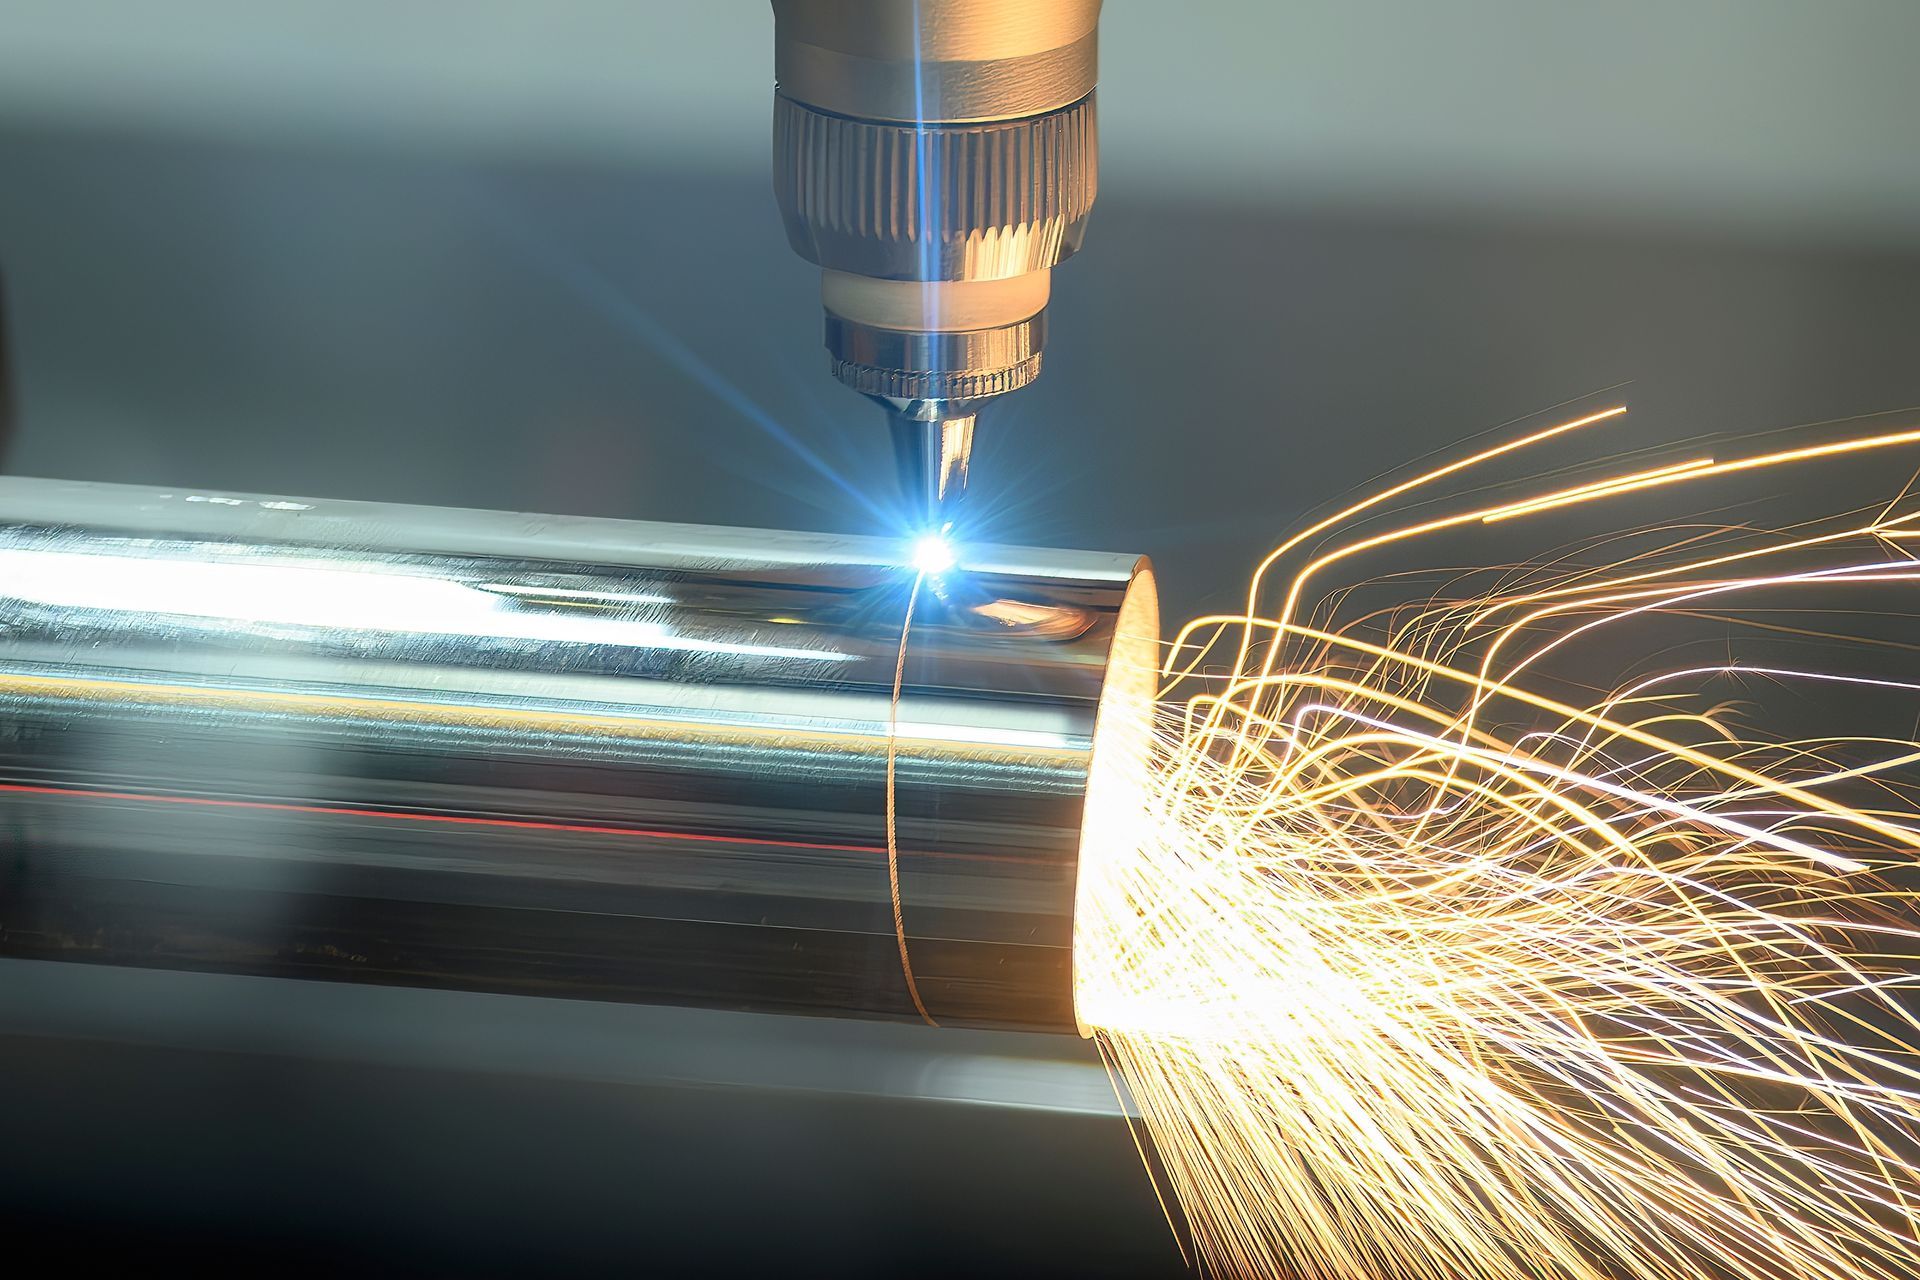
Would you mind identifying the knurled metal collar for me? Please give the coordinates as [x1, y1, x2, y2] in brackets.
[825, 312, 1046, 401]
[775, 93, 1097, 283]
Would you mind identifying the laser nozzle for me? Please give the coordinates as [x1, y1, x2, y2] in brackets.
[887, 400, 976, 535]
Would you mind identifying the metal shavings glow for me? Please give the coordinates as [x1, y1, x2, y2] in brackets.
[1073, 407, 1920, 1280]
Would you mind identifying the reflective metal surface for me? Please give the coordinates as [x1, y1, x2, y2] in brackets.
[0, 959, 1128, 1117]
[771, 0, 1101, 124]
[887, 402, 977, 534]
[0, 477, 1156, 1032]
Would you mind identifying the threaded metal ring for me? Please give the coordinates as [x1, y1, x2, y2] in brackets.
[824, 312, 1046, 401]
[829, 356, 1044, 402]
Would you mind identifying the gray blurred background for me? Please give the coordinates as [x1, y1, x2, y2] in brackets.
[1, 2, 1918, 1274]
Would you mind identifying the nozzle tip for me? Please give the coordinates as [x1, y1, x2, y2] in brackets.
[887, 401, 975, 533]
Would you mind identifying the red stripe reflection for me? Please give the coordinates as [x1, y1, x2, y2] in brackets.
[0, 781, 894, 857]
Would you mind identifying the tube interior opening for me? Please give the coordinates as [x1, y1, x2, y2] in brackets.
[1070, 560, 1160, 1037]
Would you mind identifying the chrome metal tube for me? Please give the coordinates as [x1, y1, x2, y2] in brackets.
[0, 479, 1157, 1032]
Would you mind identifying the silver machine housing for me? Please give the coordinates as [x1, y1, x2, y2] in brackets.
[772, 0, 1103, 530]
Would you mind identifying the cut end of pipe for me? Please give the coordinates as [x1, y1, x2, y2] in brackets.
[1071, 560, 1162, 1038]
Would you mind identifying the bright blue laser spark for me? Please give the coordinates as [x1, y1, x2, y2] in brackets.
[911, 532, 958, 576]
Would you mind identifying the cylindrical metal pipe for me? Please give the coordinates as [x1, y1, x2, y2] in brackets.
[0, 479, 1157, 1032]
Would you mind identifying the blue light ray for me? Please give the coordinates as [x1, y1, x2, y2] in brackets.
[469, 190, 889, 527]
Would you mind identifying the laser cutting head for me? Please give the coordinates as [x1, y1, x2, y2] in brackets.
[771, 0, 1102, 533]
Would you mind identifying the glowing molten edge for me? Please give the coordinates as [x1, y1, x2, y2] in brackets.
[1072, 564, 1161, 1038]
